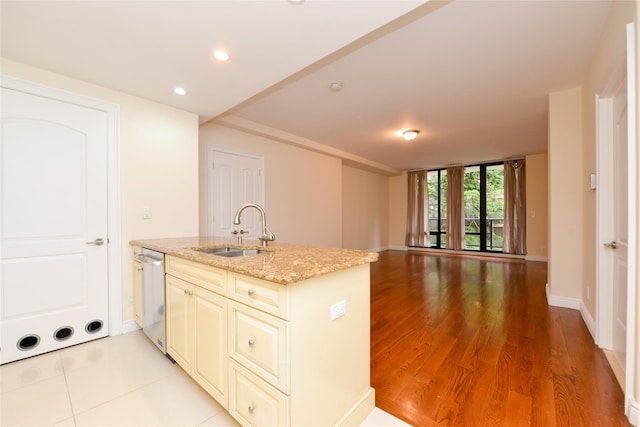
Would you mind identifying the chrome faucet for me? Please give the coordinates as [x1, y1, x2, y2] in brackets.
[233, 203, 275, 247]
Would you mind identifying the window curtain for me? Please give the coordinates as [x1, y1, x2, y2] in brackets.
[503, 159, 526, 254]
[446, 166, 465, 250]
[405, 170, 429, 247]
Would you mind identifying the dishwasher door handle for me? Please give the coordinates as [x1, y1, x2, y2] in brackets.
[134, 254, 163, 265]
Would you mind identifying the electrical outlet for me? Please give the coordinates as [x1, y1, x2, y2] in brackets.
[330, 300, 346, 320]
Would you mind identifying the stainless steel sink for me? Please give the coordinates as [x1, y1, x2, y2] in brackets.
[191, 246, 268, 257]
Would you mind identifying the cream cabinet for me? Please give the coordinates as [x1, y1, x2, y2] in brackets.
[132, 246, 143, 328]
[165, 255, 374, 427]
[227, 266, 374, 427]
[165, 259, 228, 408]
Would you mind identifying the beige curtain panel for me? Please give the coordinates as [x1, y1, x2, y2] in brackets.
[446, 166, 465, 250]
[405, 170, 429, 247]
[503, 159, 527, 254]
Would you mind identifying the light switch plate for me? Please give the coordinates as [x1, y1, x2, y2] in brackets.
[330, 300, 346, 320]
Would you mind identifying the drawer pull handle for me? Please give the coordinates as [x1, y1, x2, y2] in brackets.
[248, 405, 255, 413]
[248, 339, 255, 346]
[247, 289, 255, 296]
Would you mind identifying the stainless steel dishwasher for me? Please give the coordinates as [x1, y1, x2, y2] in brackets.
[134, 248, 166, 353]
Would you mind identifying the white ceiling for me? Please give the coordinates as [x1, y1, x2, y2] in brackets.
[1, 0, 612, 172]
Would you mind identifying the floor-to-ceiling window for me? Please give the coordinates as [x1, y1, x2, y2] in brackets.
[424, 162, 505, 253]
[463, 163, 504, 251]
[427, 169, 447, 248]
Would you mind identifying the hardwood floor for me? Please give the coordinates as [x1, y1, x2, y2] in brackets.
[370, 250, 630, 427]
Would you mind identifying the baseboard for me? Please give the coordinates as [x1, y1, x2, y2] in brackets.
[525, 255, 548, 262]
[628, 396, 640, 426]
[121, 319, 141, 334]
[335, 387, 375, 427]
[387, 245, 409, 251]
[580, 301, 596, 339]
[545, 284, 581, 309]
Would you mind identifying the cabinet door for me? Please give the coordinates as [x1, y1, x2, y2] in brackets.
[229, 360, 289, 427]
[193, 287, 228, 409]
[166, 275, 191, 371]
[133, 258, 143, 328]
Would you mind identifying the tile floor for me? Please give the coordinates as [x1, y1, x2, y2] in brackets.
[1, 330, 409, 426]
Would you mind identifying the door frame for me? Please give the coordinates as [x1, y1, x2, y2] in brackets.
[1, 75, 123, 336]
[595, 22, 638, 420]
[205, 144, 265, 237]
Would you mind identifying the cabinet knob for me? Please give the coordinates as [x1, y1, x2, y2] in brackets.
[248, 405, 255, 413]
[247, 289, 255, 296]
[184, 289, 188, 295]
[248, 339, 255, 346]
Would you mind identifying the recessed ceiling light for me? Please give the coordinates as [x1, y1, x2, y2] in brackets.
[174, 87, 187, 96]
[402, 130, 420, 141]
[213, 49, 230, 62]
[287, 0, 304, 4]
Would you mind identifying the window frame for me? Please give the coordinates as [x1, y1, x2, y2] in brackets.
[427, 161, 505, 253]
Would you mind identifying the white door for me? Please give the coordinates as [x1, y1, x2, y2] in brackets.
[208, 148, 263, 241]
[1, 87, 109, 364]
[609, 79, 629, 368]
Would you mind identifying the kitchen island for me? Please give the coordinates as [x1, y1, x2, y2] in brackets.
[130, 236, 378, 427]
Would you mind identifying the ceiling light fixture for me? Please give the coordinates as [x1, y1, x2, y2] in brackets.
[173, 87, 187, 96]
[329, 81, 343, 92]
[402, 130, 420, 141]
[213, 49, 230, 62]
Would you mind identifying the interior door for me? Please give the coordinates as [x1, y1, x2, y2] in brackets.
[208, 149, 263, 240]
[609, 78, 628, 368]
[1, 86, 109, 364]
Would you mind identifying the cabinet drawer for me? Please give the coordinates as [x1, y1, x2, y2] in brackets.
[228, 273, 288, 319]
[229, 360, 289, 427]
[166, 255, 227, 295]
[229, 302, 289, 393]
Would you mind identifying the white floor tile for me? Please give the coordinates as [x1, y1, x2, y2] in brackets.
[0, 351, 64, 393]
[1, 331, 409, 427]
[65, 347, 179, 413]
[360, 407, 412, 427]
[52, 418, 77, 426]
[59, 330, 158, 373]
[197, 410, 240, 427]
[74, 369, 227, 426]
[0, 374, 73, 426]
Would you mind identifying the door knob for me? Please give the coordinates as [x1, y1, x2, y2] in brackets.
[604, 241, 617, 249]
[86, 238, 105, 246]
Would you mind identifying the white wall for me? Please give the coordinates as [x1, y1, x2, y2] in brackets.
[342, 165, 389, 251]
[548, 87, 584, 300]
[199, 123, 342, 248]
[581, 0, 636, 326]
[525, 153, 548, 261]
[389, 172, 408, 249]
[1, 59, 200, 323]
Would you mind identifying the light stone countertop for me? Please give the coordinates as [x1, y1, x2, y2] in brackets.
[129, 236, 379, 285]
